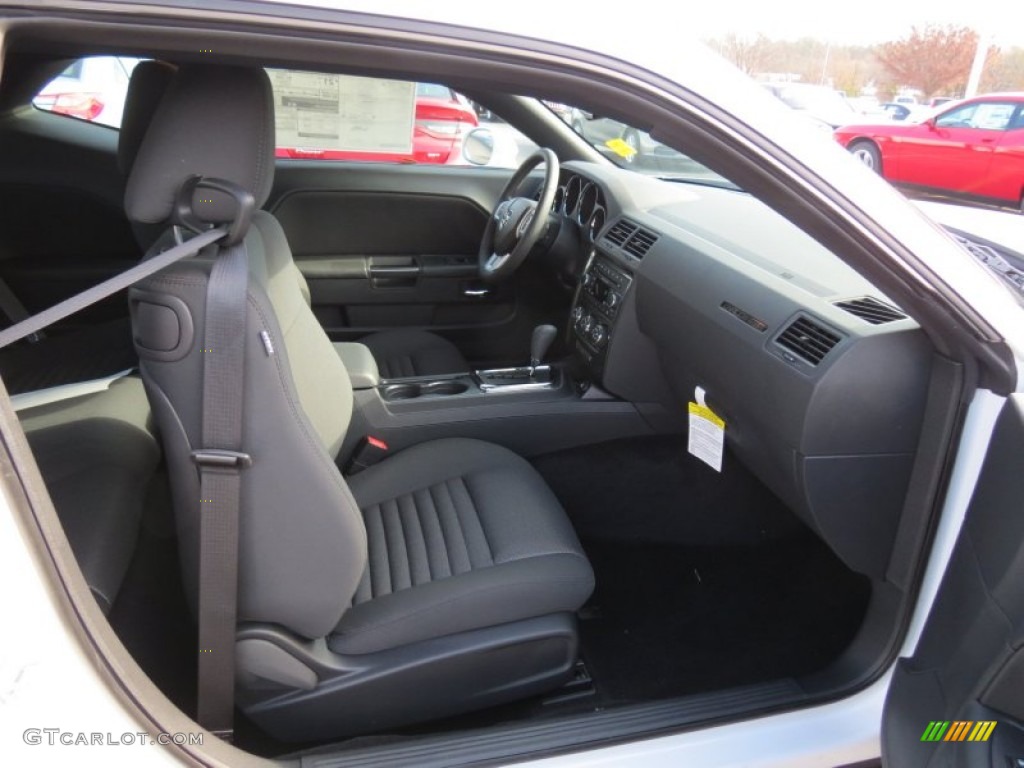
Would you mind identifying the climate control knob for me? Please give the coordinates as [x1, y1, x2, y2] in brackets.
[603, 292, 619, 309]
[571, 306, 584, 325]
[580, 314, 594, 334]
[590, 324, 607, 347]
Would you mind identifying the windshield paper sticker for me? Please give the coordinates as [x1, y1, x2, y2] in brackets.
[268, 70, 415, 154]
[688, 386, 725, 472]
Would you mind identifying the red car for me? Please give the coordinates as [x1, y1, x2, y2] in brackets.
[834, 93, 1024, 210]
[275, 81, 478, 164]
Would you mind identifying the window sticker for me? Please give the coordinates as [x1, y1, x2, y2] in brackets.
[268, 70, 416, 154]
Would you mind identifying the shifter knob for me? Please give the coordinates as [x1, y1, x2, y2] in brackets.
[530, 324, 558, 368]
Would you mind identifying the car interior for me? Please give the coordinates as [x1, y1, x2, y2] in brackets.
[0, 10, 994, 765]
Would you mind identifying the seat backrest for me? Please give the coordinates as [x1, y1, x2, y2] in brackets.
[125, 65, 367, 640]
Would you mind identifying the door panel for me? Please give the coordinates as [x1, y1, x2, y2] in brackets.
[269, 163, 554, 365]
[896, 127, 994, 194]
[883, 395, 1024, 767]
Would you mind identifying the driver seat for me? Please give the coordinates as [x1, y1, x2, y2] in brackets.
[124, 64, 594, 741]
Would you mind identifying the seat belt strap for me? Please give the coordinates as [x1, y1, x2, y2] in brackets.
[191, 239, 249, 742]
[0, 225, 227, 349]
[0, 274, 41, 342]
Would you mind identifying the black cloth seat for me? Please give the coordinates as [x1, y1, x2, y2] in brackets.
[124, 64, 593, 740]
[18, 376, 160, 613]
[335, 438, 594, 654]
[360, 328, 468, 378]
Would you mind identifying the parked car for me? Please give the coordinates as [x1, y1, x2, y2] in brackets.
[551, 105, 704, 173]
[32, 55, 141, 127]
[761, 81, 862, 127]
[834, 93, 1024, 210]
[2, 3, 1023, 768]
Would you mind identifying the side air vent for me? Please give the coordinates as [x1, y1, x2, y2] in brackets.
[775, 315, 841, 365]
[834, 297, 907, 325]
[623, 228, 658, 260]
[603, 219, 637, 247]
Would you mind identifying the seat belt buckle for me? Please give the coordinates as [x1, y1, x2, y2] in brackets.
[344, 436, 389, 475]
[190, 449, 253, 469]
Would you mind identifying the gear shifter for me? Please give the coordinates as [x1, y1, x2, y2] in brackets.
[530, 324, 558, 373]
[475, 323, 559, 391]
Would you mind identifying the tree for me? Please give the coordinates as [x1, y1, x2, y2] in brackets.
[982, 47, 1024, 92]
[709, 33, 774, 75]
[876, 25, 995, 98]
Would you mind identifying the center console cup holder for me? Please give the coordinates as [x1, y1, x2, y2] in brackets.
[382, 379, 469, 401]
[421, 380, 468, 396]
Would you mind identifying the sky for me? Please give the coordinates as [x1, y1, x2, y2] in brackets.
[683, 1, 1024, 48]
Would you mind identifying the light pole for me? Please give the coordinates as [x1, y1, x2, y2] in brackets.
[964, 29, 993, 98]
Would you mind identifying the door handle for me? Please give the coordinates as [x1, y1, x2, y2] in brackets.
[463, 287, 493, 298]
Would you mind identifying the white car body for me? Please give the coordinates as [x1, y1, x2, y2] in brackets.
[2, 2, 1023, 767]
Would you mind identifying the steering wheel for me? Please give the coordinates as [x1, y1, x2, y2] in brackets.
[478, 148, 560, 283]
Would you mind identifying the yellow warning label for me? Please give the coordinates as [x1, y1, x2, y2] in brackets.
[605, 137, 637, 160]
[688, 402, 725, 428]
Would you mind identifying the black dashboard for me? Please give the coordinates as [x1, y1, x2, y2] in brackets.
[550, 160, 934, 578]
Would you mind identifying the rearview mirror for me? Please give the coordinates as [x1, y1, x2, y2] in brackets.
[462, 128, 494, 166]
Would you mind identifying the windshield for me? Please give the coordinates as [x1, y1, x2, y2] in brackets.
[543, 102, 735, 188]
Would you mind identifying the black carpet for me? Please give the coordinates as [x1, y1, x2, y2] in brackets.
[533, 436, 872, 704]
[577, 536, 870, 703]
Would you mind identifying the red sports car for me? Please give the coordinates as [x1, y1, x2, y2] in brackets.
[834, 93, 1024, 210]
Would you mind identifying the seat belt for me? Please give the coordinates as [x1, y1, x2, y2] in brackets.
[0, 273, 42, 342]
[0, 226, 227, 348]
[192, 237, 249, 742]
[0, 175, 255, 743]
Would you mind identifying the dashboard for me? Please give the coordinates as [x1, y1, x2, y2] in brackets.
[548, 160, 934, 579]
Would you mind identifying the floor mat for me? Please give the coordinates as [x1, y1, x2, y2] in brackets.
[578, 536, 870, 703]
[533, 436, 871, 703]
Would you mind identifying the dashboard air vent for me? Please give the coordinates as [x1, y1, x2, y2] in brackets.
[834, 297, 906, 325]
[603, 219, 637, 247]
[775, 316, 841, 365]
[623, 228, 659, 260]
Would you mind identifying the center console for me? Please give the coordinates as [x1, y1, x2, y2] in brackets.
[570, 253, 633, 380]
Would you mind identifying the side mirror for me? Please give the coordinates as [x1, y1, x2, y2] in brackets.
[924, 117, 937, 130]
[461, 128, 494, 166]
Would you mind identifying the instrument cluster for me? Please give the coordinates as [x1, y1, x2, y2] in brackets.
[558, 173, 606, 247]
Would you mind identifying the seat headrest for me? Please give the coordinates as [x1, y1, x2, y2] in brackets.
[124, 64, 275, 226]
[116, 60, 177, 176]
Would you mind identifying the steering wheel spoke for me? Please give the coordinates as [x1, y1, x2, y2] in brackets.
[484, 252, 510, 274]
[478, 148, 560, 283]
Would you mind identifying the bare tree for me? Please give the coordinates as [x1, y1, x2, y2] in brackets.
[876, 25, 995, 98]
[710, 33, 774, 75]
[982, 48, 1024, 91]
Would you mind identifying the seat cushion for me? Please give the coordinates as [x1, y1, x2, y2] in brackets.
[18, 376, 159, 613]
[360, 329, 468, 379]
[331, 438, 594, 654]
